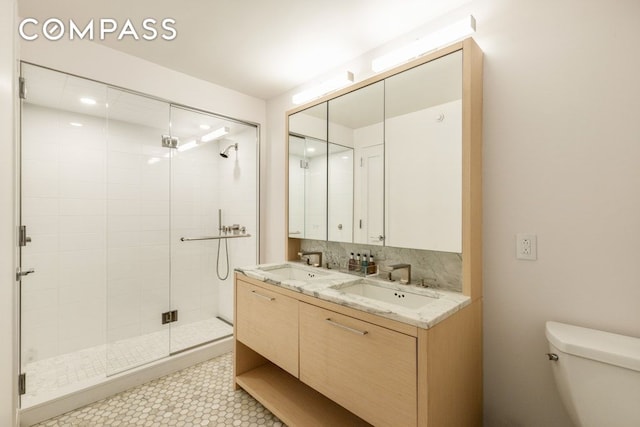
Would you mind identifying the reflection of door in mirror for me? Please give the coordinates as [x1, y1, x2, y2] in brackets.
[385, 51, 463, 252]
[355, 144, 384, 245]
[288, 103, 328, 240]
[328, 81, 384, 244]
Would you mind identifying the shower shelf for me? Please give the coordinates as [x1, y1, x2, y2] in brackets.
[180, 234, 252, 242]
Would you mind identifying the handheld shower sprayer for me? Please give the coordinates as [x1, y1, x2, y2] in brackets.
[220, 142, 238, 158]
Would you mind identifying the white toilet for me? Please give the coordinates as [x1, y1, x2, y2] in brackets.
[545, 321, 640, 427]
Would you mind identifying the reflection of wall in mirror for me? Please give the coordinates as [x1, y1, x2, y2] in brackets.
[386, 99, 462, 252]
[328, 148, 353, 242]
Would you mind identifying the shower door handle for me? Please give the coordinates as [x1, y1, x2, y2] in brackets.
[16, 267, 35, 281]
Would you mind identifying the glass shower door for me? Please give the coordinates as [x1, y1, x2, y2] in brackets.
[19, 65, 111, 406]
[19, 63, 259, 408]
[104, 88, 172, 375]
[169, 105, 258, 353]
[169, 106, 232, 353]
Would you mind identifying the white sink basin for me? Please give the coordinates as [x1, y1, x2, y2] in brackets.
[333, 280, 438, 310]
[258, 264, 329, 281]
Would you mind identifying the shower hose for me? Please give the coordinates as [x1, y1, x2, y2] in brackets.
[216, 236, 230, 280]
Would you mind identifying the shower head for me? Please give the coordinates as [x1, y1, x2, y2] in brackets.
[220, 142, 238, 158]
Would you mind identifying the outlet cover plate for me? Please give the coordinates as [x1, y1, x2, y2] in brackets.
[516, 233, 537, 260]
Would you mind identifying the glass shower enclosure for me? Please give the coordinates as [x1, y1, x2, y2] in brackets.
[18, 63, 259, 407]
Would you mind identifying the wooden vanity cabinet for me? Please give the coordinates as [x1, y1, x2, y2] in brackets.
[299, 302, 417, 427]
[235, 279, 299, 376]
[234, 273, 482, 426]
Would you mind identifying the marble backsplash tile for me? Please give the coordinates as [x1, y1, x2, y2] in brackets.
[299, 239, 462, 292]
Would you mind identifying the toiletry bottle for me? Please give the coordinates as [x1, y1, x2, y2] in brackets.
[361, 251, 368, 273]
[368, 254, 376, 274]
[348, 252, 356, 271]
[356, 253, 361, 271]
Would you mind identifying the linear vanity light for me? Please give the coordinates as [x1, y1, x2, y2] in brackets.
[292, 71, 354, 105]
[371, 15, 476, 72]
[201, 126, 230, 142]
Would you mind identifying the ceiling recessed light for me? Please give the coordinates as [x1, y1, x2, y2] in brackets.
[80, 97, 97, 105]
[69, 122, 83, 127]
[199, 124, 211, 130]
[306, 147, 316, 153]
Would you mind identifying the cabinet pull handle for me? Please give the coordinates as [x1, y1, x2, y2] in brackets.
[251, 290, 275, 301]
[325, 318, 368, 336]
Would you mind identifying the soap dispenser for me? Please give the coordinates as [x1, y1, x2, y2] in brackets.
[348, 252, 357, 271]
[368, 254, 376, 275]
[361, 251, 368, 273]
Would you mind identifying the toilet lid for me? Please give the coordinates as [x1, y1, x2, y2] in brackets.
[546, 321, 640, 372]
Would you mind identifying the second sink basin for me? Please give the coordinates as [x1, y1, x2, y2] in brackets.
[257, 263, 329, 281]
[333, 280, 438, 310]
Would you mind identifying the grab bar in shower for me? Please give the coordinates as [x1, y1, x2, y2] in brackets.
[180, 234, 252, 242]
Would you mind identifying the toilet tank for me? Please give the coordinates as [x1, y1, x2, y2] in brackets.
[545, 321, 640, 427]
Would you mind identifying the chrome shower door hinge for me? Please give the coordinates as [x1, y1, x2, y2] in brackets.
[161, 310, 178, 325]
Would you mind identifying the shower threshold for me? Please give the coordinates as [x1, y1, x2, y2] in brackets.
[21, 317, 233, 409]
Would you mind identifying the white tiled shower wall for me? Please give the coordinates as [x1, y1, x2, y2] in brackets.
[206, 126, 259, 322]
[22, 105, 111, 363]
[21, 104, 258, 365]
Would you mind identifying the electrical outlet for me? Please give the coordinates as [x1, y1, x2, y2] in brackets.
[516, 233, 537, 260]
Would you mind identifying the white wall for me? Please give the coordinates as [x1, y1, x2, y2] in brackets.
[0, 0, 17, 425]
[264, 0, 640, 425]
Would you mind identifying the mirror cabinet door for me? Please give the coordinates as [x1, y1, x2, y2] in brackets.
[288, 103, 328, 240]
[328, 81, 384, 245]
[384, 50, 463, 252]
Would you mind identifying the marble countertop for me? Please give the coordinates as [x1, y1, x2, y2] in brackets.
[236, 262, 470, 329]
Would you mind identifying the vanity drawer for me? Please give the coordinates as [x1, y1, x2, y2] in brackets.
[299, 302, 417, 427]
[236, 280, 299, 377]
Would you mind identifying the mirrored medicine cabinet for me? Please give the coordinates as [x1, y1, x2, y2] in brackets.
[286, 38, 483, 297]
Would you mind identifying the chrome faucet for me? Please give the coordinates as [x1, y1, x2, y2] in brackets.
[382, 263, 411, 284]
[298, 251, 323, 267]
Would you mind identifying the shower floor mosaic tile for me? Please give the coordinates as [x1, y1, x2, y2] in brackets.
[33, 352, 285, 427]
[24, 317, 233, 407]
